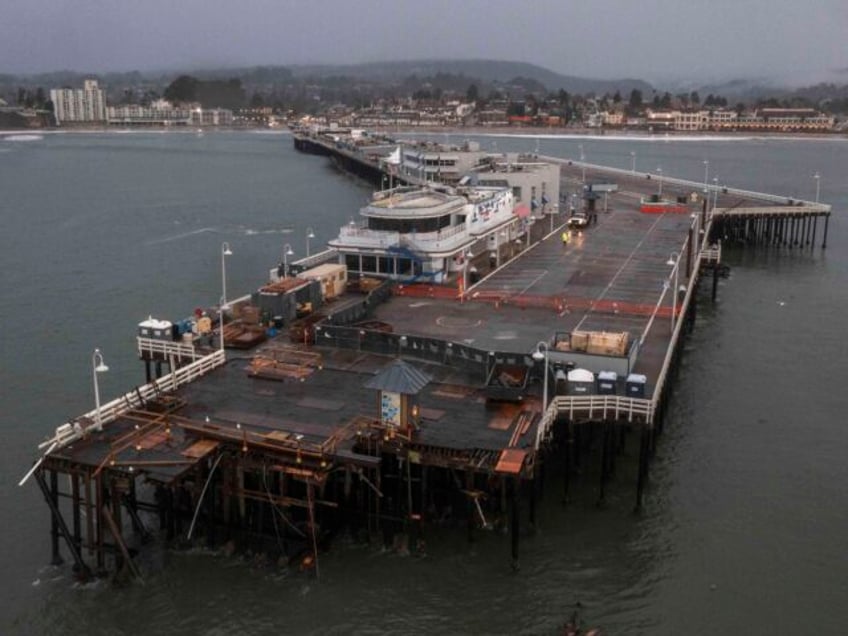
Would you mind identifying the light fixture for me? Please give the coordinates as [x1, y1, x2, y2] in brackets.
[221, 242, 232, 307]
[92, 348, 109, 431]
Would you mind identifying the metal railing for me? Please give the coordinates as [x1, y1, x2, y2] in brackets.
[37, 349, 226, 453]
[137, 337, 197, 361]
[534, 394, 653, 449]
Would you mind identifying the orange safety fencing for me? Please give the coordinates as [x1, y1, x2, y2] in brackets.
[392, 284, 677, 318]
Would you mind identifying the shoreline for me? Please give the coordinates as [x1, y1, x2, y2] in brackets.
[2, 125, 846, 143]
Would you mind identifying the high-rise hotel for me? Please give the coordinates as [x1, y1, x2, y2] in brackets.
[50, 79, 107, 125]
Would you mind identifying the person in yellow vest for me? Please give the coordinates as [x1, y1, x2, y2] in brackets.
[197, 313, 213, 346]
[561, 230, 570, 246]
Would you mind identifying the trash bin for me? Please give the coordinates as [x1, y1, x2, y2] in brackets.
[625, 373, 647, 398]
[597, 371, 618, 395]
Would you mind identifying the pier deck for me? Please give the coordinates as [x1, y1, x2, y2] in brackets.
[25, 143, 832, 579]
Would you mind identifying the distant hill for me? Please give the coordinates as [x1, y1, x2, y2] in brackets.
[289, 59, 653, 95]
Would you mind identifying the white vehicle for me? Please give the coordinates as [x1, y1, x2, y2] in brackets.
[567, 211, 589, 229]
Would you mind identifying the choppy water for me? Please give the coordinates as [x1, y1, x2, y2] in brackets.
[1, 130, 846, 635]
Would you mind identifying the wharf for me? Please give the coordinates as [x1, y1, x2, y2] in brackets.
[23, 146, 832, 581]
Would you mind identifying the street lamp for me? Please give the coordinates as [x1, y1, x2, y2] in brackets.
[657, 166, 664, 197]
[630, 151, 636, 173]
[691, 212, 700, 250]
[712, 177, 719, 212]
[531, 341, 550, 414]
[219, 295, 226, 351]
[531, 341, 550, 412]
[282, 243, 294, 278]
[306, 227, 315, 257]
[666, 251, 680, 332]
[579, 144, 586, 183]
[813, 172, 821, 203]
[92, 349, 109, 432]
[462, 250, 474, 300]
[221, 242, 233, 307]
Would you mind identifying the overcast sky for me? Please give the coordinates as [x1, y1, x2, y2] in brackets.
[3, 0, 847, 83]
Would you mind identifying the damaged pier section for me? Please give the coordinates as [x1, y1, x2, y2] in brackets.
[24, 157, 831, 580]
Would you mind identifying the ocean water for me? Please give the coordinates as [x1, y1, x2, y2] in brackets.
[0, 130, 846, 635]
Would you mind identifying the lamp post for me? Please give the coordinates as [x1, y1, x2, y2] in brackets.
[282, 243, 294, 278]
[221, 242, 232, 307]
[462, 250, 474, 301]
[712, 177, 719, 212]
[666, 251, 680, 332]
[813, 172, 821, 203]
[691, 212, 700, 251]
[703, 160, 709, 194]
[657, 166, 663, 197]
[306, 227, 315, 257]
[579, 144, 586, 183]
[630, 150, 636, 173]
[219, 295, 226, 350]
[92, 349, 109, 431]
[531, 341, 550, 414]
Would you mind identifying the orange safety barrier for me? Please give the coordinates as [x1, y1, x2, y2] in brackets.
[392, 285, 679, 318]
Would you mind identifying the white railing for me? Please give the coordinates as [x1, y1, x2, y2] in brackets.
[402, 223, 470, 253]
[137, 337, 197, 361]
[337, 226, 401, 248]
[534, 394, 654, 449]
[538, 154, 832, 213]
[37, 349, 226, 453]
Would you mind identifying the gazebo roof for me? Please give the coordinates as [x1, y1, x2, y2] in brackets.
[364, 359, 432, 394]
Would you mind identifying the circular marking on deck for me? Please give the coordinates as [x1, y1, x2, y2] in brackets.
[435, 315, 483, 329]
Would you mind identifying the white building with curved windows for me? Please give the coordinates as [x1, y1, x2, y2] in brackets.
[328, 184, 522, 284]
[50, 79, 107, 125]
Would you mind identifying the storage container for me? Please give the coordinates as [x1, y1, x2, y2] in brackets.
[625, 373, 647, 398]
[597, 371, 618, 395]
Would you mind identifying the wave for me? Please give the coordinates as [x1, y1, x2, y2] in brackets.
[2, 134, 44, 142]
[241, 227, 293, 236]
[145, 227, 217, 245]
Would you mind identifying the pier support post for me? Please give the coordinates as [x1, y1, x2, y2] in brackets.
[71, 472, 82, 556]
[35, 469, 91, 578]
[635, 428, 652, 513]
[49, 469, 63, 566]
[711, 265, 719, 303]
[562, 421, 572, 505]
[812, 216, 818, 249]
[510, 477, 520, 571]
[466, 470, 475, 544]
[823, 215, 829, 249]
[598, 423, 611, 507]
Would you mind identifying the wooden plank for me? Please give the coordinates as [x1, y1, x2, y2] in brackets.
[494, 449, 527, 475]
[182, 439, 219, 459]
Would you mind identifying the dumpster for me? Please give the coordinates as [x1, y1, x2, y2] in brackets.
[597, 371, 618, 395]
[625, 373, 647, 398]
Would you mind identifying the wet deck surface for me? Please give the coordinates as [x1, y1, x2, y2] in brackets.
[368, 162, 756, 394]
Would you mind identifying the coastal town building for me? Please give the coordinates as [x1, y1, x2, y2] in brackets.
[189, 107, 234, 126]
[107, 101, 191, 126]
[50, 79, 107, 125]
